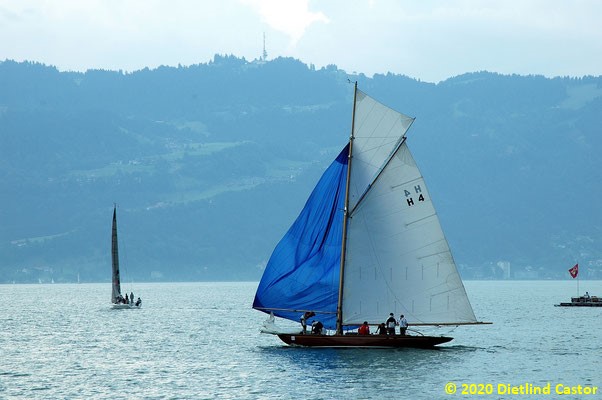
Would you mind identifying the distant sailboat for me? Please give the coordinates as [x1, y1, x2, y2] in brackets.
[111, 205, 141, 309]
[253, 83, 488, 348]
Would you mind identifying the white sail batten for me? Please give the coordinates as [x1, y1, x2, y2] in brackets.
[347, 90, 414, 212]
[342, 94, 477, 326]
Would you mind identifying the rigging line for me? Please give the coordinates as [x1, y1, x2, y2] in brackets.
[356, 110, 400, 157]
[350, 138, 399, 161]
[354, 121, 408, 176]
[356, 114, 407, 166]
[411, 322, 492, 326]
[353, 93, 413, 175]
[349, 132, 412, 216]
[346, 147, 399, 181]
[254, 307, 337, 314]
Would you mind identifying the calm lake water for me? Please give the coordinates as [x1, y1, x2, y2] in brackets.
[1, 281, 600, 399]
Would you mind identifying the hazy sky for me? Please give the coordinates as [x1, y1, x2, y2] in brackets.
[1, 0, 600, 82]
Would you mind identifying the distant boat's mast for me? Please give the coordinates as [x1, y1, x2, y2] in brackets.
[336, 81, 357, 334]
[111, 204, 121, 302]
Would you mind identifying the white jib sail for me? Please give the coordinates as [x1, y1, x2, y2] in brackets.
[342, 94, 477, 326]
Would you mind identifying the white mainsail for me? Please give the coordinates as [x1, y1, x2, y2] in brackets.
[341, 90, 477, 326]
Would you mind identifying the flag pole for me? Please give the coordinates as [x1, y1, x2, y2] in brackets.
[569, 263, 579, 297]
[575, 262, 579, 297]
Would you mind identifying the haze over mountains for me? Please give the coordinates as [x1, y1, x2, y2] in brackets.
[1, 56, 600, 283]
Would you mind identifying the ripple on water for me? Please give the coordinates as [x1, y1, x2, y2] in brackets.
[0, 281, 601, 399]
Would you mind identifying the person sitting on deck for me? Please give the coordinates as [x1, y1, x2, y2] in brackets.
[358, 321, 370, 335]
[376, 323, 387, 335]
[311, 320, 324, 335]
[135, 297, 142, 307]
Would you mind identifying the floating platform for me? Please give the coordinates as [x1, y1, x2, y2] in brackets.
[555, 295, 602, 307]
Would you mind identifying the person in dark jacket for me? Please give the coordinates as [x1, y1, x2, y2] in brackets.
[386, 313, 397, 335]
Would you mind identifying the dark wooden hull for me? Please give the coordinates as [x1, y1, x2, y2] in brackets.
[277, 334, 453, 348]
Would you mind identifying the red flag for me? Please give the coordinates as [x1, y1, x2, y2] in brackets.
[568, 264, 579, 278]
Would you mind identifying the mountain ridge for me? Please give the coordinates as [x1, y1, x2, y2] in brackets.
[1, 56, 600, 282]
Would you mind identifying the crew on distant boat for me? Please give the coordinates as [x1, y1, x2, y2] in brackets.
[399, 314, 408, 336]
[113, 293, 141, 307]
[358, 321, 370, 335]
[585, 291, 591, 300]
[386, 313, 397, 335]
[376, 323, 387, 335]
[311, 320, 323, 335]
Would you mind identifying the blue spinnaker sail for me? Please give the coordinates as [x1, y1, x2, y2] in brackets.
[253, 145, 349, 330]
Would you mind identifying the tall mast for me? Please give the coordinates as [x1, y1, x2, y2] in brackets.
[111, 204, 121, 302]
[335, 81, 357, 334]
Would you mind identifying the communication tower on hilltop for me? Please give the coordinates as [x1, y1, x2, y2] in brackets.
[262, 32, 268, 62]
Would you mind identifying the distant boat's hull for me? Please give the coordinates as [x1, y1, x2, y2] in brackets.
[111, 303, 141, 309]
[276, 334, 452, 348]
[555, 302, 602, 307]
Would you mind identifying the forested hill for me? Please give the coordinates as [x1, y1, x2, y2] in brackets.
[1, 56, 600, 283]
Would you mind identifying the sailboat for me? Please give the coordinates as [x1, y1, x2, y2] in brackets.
[253, 83, 488, 348]
[111, 205, 141, 309]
